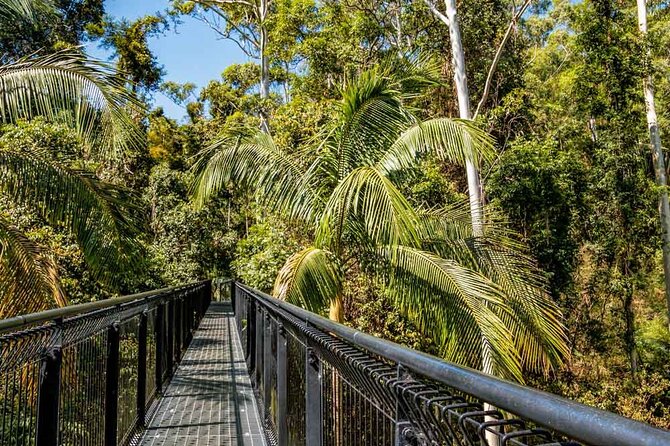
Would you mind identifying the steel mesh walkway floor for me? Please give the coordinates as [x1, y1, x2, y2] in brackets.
[140, 302, 266, 446]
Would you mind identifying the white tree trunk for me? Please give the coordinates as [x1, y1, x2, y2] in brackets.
[441, 0, 484, 236]
[438, 1, 497, 443]
[637, 0, 670, 330]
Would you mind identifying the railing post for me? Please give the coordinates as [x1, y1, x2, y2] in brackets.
[167, 299, 175, 374]
[263, 312, 273, 416]
[205, 280, 212, 308]
[255, 306, 264, 387]
[137, 310, 148, 427]
[36, 323, 62, 446]
[155, 303, 165, 393]
[247, 298, 256, 372]
[276, 323, 288, 446]
[394, 365, 414, 446]
[104, 321, 120, 446]
[175, 297, 183, 361]
[306, 347, 323, 446]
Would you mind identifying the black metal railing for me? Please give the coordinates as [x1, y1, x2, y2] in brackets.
[0, 280, 212, 446]
[231, 281, 670, 446]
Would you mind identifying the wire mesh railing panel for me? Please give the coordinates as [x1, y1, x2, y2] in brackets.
[145, 308, 157, 406]
[286, 332, 306, 446]
[0, 360, 40, 445]
[117, 316, 140, 445]
[58, 332, 107, 446]
[0, 280, 211, 446]
[233, 281, 670, 446]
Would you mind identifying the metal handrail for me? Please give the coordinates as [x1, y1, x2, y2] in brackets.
[0, 281, 207, 333]
[237, 282, 670, 446]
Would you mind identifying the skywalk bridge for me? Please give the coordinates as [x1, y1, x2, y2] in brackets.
[0, 279, 669, 446]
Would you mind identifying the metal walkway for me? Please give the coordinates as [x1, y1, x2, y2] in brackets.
[140, 302, 266, 446]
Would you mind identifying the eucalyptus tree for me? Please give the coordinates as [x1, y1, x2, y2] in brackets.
[172, 0, 273, 132]
[636, 0, 670, 331]
[193, 60, 568, 380]
[0, 0, 145, 316]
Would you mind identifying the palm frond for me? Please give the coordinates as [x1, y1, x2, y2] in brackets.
[337, 69, 417, 177]
[0, 146, 144, 286]
[383, 245, 524, 381]
[0, 0, 52, 21]
[316, 166, 422, 251]
[192, 131, 322, 224]
[0, 216, 66, 318]
[273, 246, 342, 314]
[377, 118, 496, 175]
[466, 241, 568, 373]
[421, 219, 569, 373]
[0, 50, 143, 159]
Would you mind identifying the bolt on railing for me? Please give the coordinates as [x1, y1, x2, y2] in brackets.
[231, 280, 670, 446]
[0, 280, 211, 446]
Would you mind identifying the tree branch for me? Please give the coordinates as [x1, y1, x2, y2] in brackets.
[423, 0, 449, 24]
[473, 0, 531, 119]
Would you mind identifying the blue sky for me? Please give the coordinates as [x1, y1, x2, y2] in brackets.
[87, 0, 249, 121]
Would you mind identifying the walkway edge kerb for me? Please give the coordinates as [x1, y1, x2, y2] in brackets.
[238, 282, 670, 446]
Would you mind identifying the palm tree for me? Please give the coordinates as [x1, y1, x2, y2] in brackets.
[0, 0, 144, 316]
[193, 60, 568, 380]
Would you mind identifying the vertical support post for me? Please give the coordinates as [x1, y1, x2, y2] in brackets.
[167, 299, 175, 374]
[247, 299, 256, 372]
[263, 313, 273, 416]
[175, 298, 183, 361]
[185, 296, 192, 345]
[255, 306, 264, 388]
[230, 280, 236, 315]
[36, 324, 62, 446]
[276, 324, 288, 446]
[137, 310, 148, 427]
[155, 303, 165, 393]
[394, 365, 413, 446]
[205, 280, 212, 308]
[105, 321, 120, 446]
[306, 348, 323, 446]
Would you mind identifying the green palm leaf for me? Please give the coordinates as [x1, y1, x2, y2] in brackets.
[0, 50, 143, 159]
[0, 0, 51, 21]
[0, 216, 66, 317]
[192, 131, 323, 223]
[316, 166, 422, 250]
[377, 118, 496, 175]
[273, 247, 342, 314]
[383, 245, 524, 381]
[0, 145, 143, 286]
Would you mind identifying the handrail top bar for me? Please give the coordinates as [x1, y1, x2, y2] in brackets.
[237, 282, 670, 446]
[0, 280, 210, 334]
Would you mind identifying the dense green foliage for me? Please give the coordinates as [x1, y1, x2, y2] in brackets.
[3, 0, 670, 428]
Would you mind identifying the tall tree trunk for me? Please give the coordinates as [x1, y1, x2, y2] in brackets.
[433, 1, 496, 442]
[438, 0, 484, 235]
[637, 0, 670, 330]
